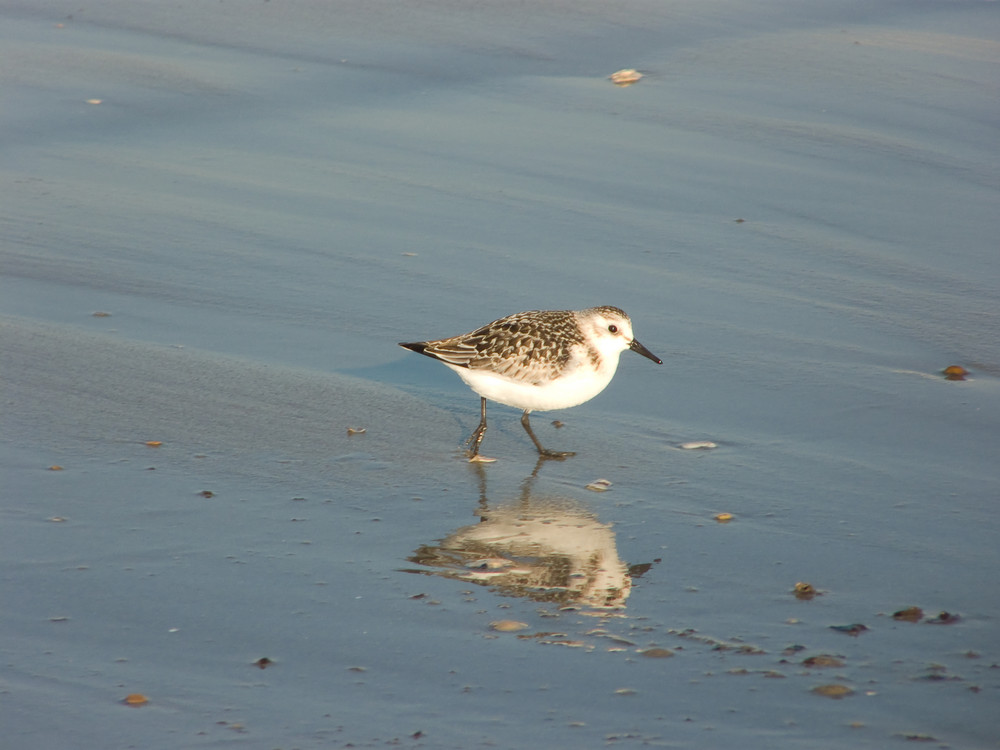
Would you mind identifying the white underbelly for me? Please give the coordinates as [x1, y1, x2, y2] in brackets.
[449, 362, 618, 412]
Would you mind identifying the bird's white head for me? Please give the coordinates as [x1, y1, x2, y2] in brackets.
[580, 306, 662, 365]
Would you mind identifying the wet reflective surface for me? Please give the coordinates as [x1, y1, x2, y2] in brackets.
[3, 1, 999, 748]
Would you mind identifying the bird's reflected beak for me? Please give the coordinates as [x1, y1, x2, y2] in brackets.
[629, 338, 662, 364]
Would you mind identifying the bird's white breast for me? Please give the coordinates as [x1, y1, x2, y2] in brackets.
[449, 342, 623, 412]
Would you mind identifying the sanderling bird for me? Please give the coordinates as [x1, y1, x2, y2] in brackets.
[399, 306, 661, 460]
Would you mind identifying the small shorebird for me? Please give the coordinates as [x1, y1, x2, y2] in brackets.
[399, 306, 661, 460]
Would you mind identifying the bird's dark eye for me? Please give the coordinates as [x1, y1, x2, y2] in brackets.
[608, 324, 618, 334]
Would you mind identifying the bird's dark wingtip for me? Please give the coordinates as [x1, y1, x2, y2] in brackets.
[399, 341, 427, 354]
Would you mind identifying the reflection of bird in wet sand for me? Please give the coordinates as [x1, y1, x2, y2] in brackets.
[409, 495, 632, 610]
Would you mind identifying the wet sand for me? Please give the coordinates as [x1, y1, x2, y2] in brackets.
[3, 1, 999, 747]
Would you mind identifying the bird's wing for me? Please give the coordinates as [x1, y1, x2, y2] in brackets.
[418, 325, 571, 386]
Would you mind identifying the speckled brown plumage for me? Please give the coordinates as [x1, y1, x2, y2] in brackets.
[402, 307, 628, 386]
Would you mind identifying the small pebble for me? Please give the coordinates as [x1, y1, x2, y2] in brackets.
[490, 620, 529, 632]
[812, 684, 853, 699]
[680, 441, 717, 450]
[639, 648, 674, 658]
[586, 478, 613, 492]
[793, 582, 818, 600]
[802, 655, 845, 668]
[830, 623, 868, 636]
[892, 606, 923, 622]
[942, 365, 968, 381]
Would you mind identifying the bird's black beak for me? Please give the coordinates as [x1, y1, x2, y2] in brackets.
[630, 338, 662, 364]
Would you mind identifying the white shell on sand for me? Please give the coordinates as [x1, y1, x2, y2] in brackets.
[609, 69, 643, 85]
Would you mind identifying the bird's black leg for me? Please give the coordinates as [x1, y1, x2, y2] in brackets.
[520, 411, 575, 459]
[465, 397, 489, 458]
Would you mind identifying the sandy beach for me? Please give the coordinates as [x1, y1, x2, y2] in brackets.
[3, 1, 999, 747]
